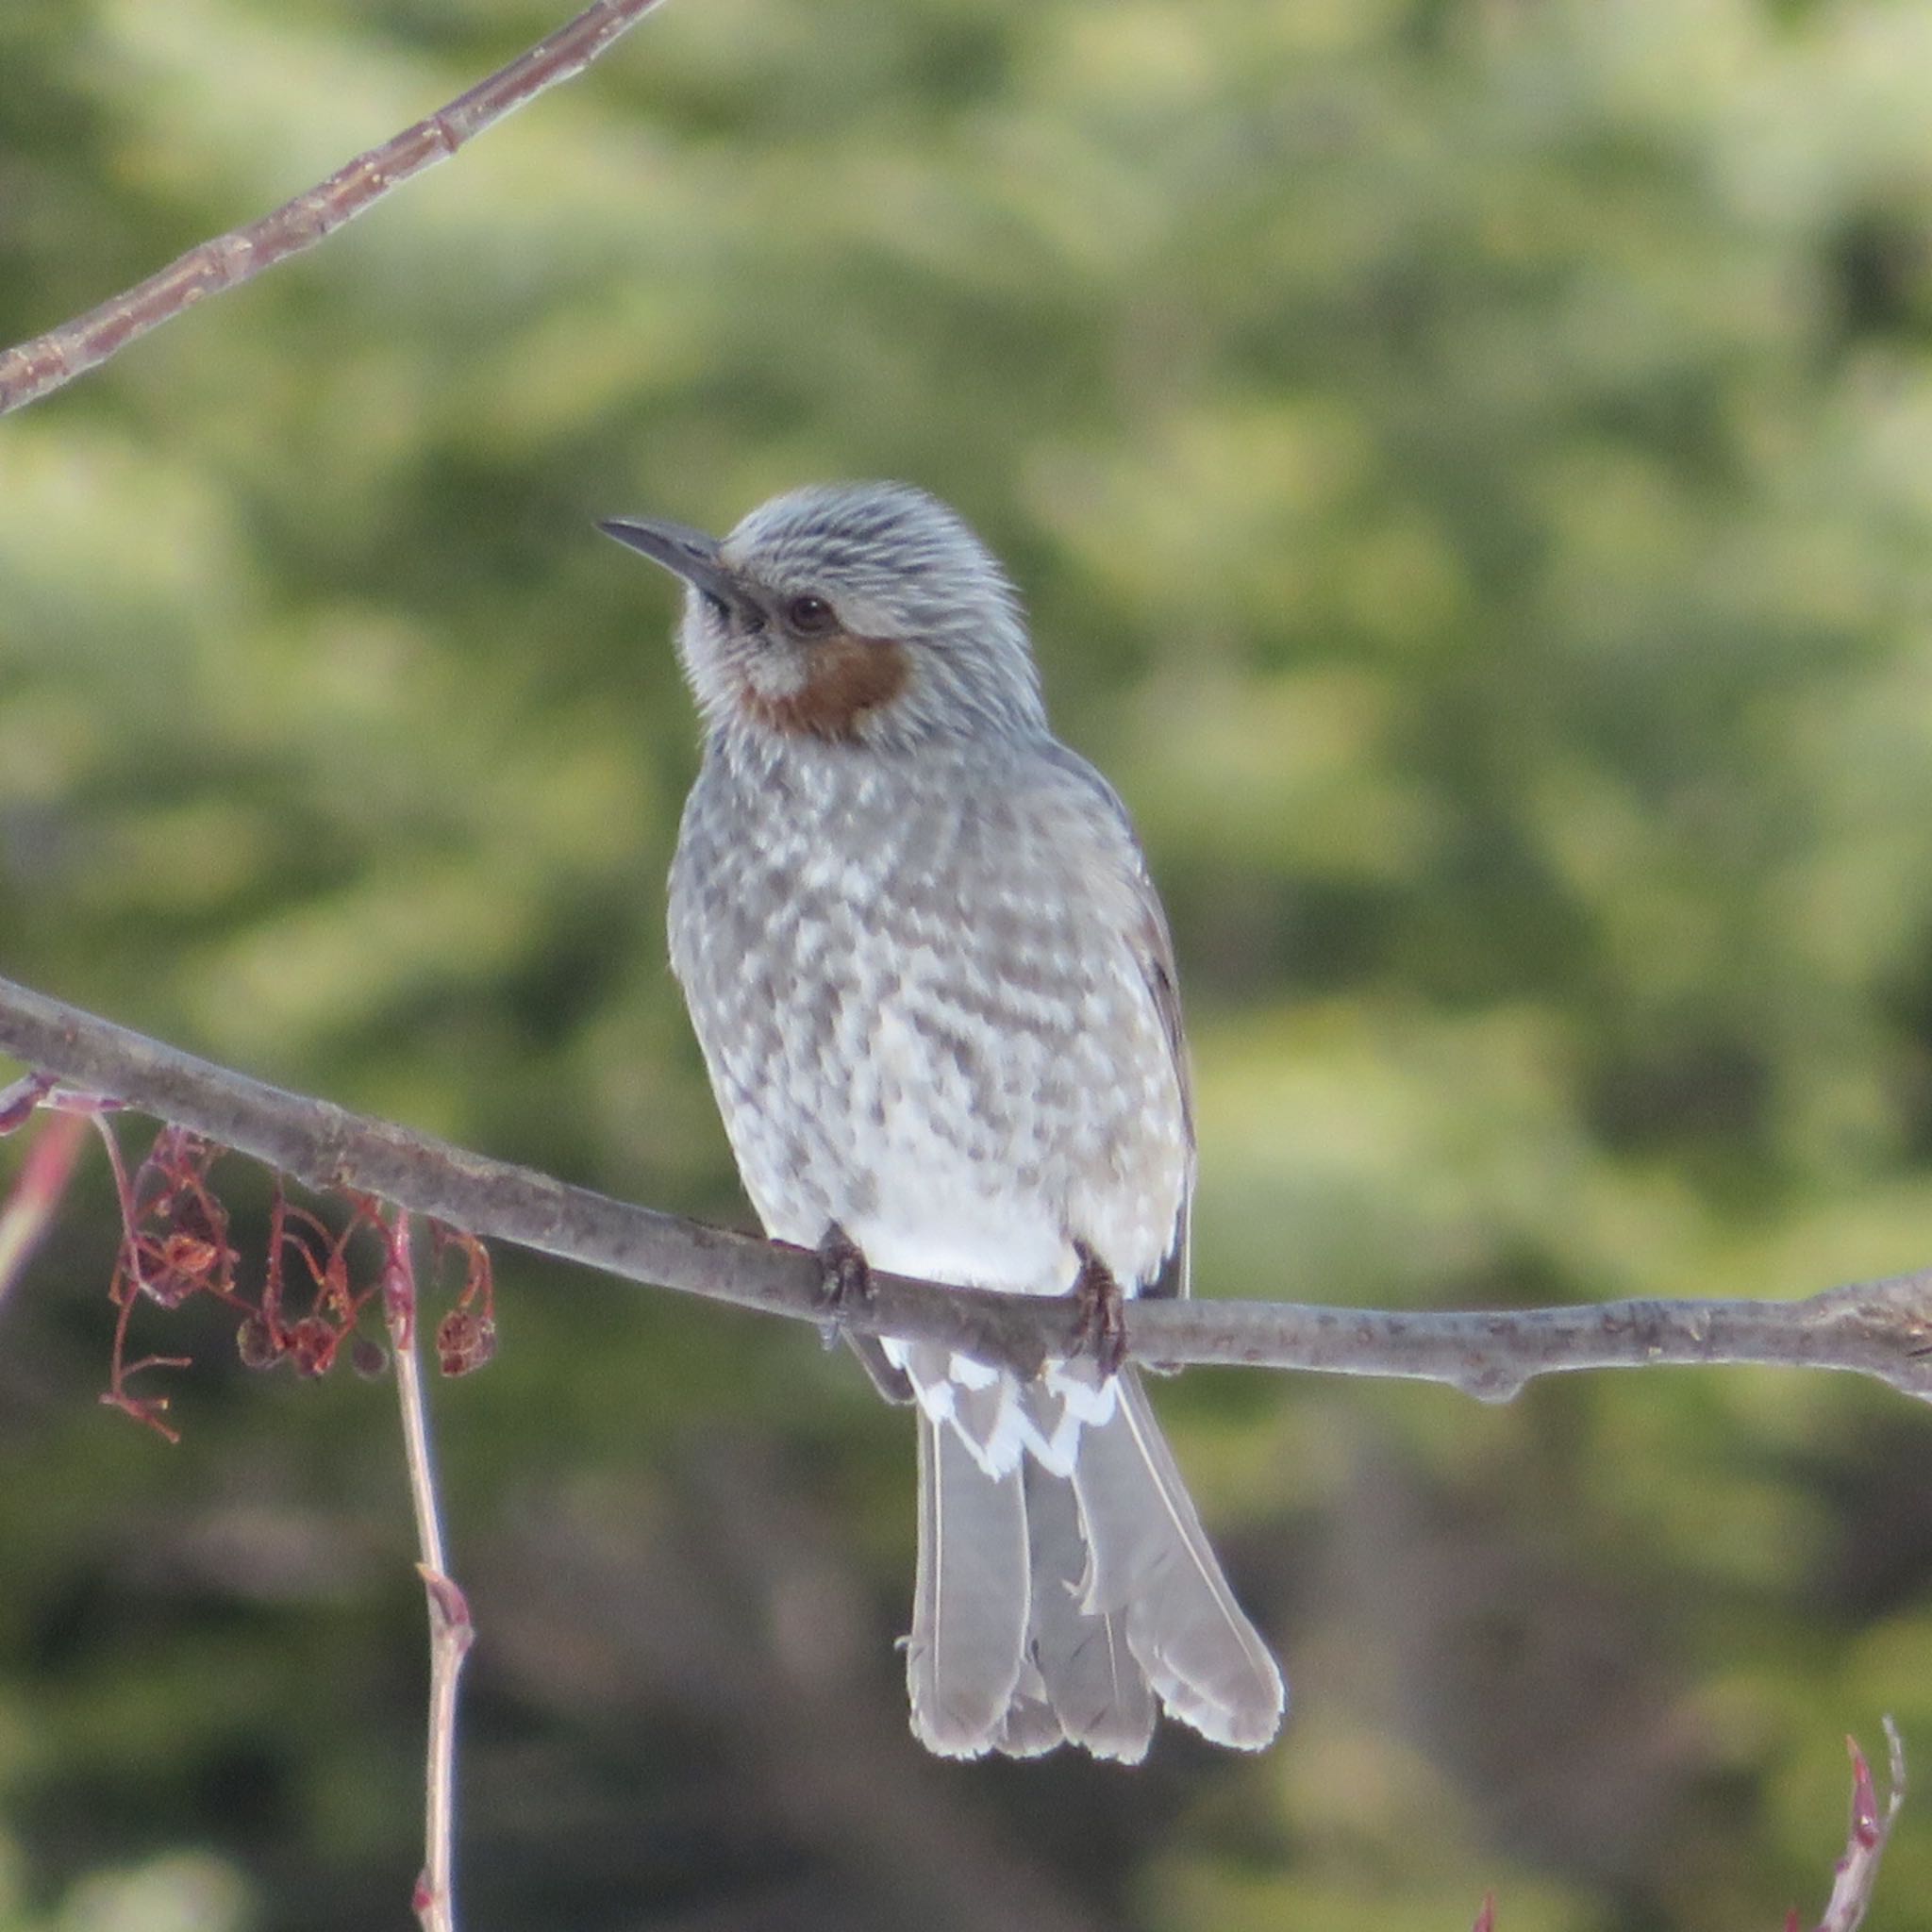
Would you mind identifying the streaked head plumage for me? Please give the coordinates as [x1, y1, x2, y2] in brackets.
[601, 481, 1045, 749]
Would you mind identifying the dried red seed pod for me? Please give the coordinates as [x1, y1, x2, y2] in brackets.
[350, 1335, 391, 1379]
[436, 1310, 496, 1376]
[287, 1317, 338, 1378]
[236, 1314, 281, 1369]
[139, 1234, 223, 1307]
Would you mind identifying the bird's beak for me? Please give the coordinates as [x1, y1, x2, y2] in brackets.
[597, 515, 741, 608]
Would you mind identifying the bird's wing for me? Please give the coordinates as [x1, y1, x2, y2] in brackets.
[1133, 880, 1194, 1303]
[1039, 741, 1195, 1303]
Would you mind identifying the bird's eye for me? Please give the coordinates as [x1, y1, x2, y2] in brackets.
[785, 593, 837, 635]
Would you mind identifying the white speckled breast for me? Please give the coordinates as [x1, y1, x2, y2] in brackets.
[667, 725, 1188, 1314]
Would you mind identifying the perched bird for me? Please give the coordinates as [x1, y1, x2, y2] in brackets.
[600, 482, 1284, 1760]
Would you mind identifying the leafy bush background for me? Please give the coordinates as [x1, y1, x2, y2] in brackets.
[7, 2, 1932, 1926]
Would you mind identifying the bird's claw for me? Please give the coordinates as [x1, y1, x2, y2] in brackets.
[815, 1223, 874, 1316]
[1070, 1241, 1127, 1377]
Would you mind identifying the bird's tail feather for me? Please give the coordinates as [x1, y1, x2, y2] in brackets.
[1066, 1371, 1284, 1750]
[907, 1410, 1030, 1757]
[1016, 1452, 1157, 1760]
[906, 1365, 1283, 1758]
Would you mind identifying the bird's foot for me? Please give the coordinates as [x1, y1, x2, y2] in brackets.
[814, 1224, 915, 1404]
[1070, 1241, 1128, 1377]
[815, 1222, 874, 1314]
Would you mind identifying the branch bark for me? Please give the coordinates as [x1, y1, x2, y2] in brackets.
[0, 0, 670, 417]
[6, 973, 1932, 1405]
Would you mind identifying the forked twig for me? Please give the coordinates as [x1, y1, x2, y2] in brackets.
[3, 1084, 478, 1916]
[0, 0, 672, 417]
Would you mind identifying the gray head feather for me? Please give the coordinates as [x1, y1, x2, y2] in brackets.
[685, 482, 1048, 750]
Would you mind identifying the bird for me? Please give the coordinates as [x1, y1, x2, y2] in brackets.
[599, 481, 1284, 1760]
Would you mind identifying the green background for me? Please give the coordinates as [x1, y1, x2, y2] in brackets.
[6, 1, 1932, 1925]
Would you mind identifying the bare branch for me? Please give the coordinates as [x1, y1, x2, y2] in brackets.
[384, 1212, 472, 1932]
[4, 971, 1932, 1403]
[0, 0, 671, 418]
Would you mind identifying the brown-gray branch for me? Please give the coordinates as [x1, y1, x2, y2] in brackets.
[0, 0, 670, 417]
[6, 973, 1932, 1405]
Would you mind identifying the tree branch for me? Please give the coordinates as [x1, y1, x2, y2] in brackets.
[0, 0, 670, 418]
[4, 971, 1932, 1406]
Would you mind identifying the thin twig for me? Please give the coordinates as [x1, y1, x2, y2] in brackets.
[384, 1210, 473, 1932]
[0, 0, 671, 417]
[1800, 1719, 1907, 1932]
[4, 970, 1932, 1402]
[0, 1109, 88, 1310]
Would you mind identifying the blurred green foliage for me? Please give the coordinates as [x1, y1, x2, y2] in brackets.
[7, 0, 1932, 1926]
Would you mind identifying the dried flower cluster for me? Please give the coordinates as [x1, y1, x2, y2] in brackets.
[8, 1108, 501, 1441]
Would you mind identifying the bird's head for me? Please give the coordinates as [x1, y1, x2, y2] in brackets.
[600, 482, 1046, 751]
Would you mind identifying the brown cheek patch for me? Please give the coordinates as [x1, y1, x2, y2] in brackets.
[744, 634, 910, 741]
